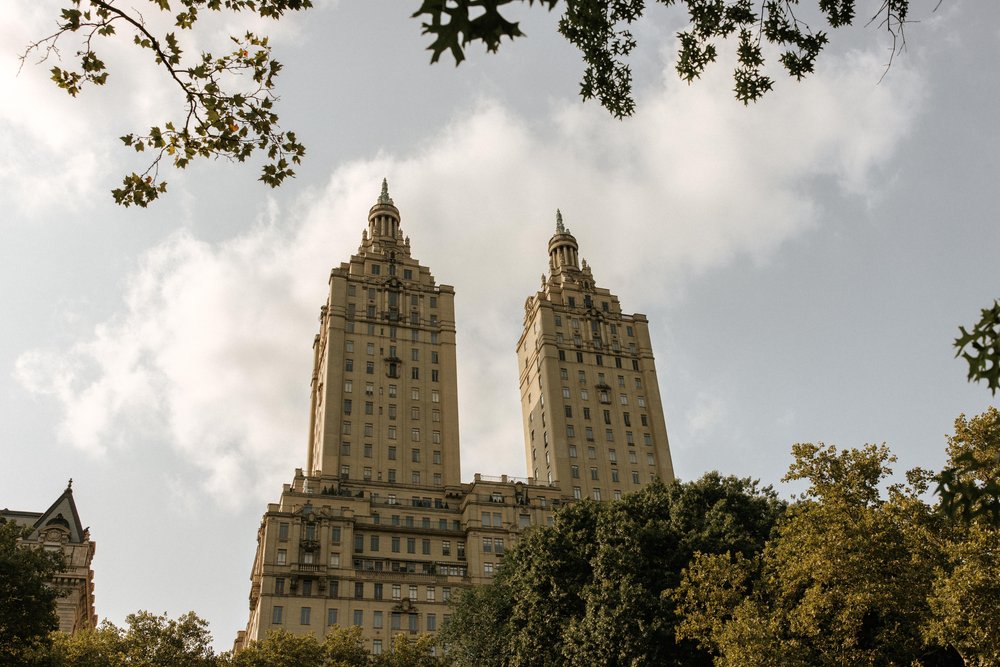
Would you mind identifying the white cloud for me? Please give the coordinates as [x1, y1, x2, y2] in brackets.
[684, 392, 727, 439]
[14, 42, 925, 507]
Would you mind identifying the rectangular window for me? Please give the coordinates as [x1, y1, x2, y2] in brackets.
[391, 612, 401, 630]
[274, 577, 285, 594]
[373, 610, 383, 628]
[411, 367, 420, 380]
[301, 607, 311, 625]
[569, 444, 577, 458]
[407, 538, 416, 554]
[271, 606, 283, 624]
[355, 582, 364, 599]
[590, 467, 599, 480]
[343, 399, 352, 414]
[571, 465, 580, 479]
[327, 608, 337, 626]
[277, 549, 286, 565]
[366, 361, 375, 374]
[302, 579, 313, 595]
[409, 585, 418, 601]
[392, 584, 401, 600]
[353, 609, 363, 626]
[374, 583, 383, 600]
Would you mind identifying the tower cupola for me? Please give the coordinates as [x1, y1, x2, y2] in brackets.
[548, 209, 580, 273]
[367, 178, 402, 242]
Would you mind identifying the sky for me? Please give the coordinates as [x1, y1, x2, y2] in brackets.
[1, 0, 998, 651]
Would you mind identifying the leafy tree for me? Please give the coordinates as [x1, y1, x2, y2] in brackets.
[935, 407, 1000, 527]
[221, 628, 325, 667]
[415, 0, 913, 115]
[31, 0, 920, 206]
[0, 519, 65, 665]
[441, 474, 784, 666]
[26, 0, 309, 207]
[48, 621, 128, 667]
[371, 633, 443, 667]
[49, 611, 217, 667]
[924, 524, 1000, 667]
[676, 443, 959, 666]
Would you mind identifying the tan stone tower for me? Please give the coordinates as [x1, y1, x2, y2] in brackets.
[238, 183, 566, 655]
[516, 211, 674, 501]
[306, 179, 461, 490]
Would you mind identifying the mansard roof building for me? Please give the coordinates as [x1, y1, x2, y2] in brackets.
[1, 481, 97, 635]
[237, 182, 674, 654]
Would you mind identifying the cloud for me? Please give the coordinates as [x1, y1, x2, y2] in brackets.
[14, 43, 925, 507]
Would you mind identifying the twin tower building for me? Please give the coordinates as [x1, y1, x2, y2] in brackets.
[236, 182, 675, 652]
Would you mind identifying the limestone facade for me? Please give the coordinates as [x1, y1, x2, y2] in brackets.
[237, 184, 673, 653]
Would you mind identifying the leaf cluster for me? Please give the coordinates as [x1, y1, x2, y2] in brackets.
[26, 0, 310, 206]
[955, 299, 1000, 395]
[414, 0, 913, 113]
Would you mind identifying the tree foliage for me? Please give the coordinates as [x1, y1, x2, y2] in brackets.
[0, 520, 65, 665]
[441, 474, 785, 666]
[955, 300, 1000, 396]
[30, 0, 921, 205]
[220, 626, 442, 667]
[674, 436, 1000, 666]
[935, 407, 1000, 527]
[414, 0, 914, 117]
[49, 611, 217, 667]
[26, 0, 309, 207]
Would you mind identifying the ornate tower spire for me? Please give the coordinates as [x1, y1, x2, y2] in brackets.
[378, 177, 394, 206]
[548, 208, 579, 274]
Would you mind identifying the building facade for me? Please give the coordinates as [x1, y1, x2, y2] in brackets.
[237, 183, 674, 653]
[1, 481, 98, 635]
[516, 211, 674, 501]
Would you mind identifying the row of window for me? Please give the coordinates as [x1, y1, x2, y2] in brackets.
[271, 605, 448, 639]
[346, 303, 440, 325]
[339, 467, 443, 485]
[277, 512, 464, 540]
[343, 321, 440, 342]
[275, 578, 453, 603]
[345, 340, 440, 361]
[342, 383, 440, 403]
[569, 464, 654, 481]
[563, 405, 649, 426]
[341, 423, 441, 442]
[347, 284, 438, 308]
[344, 359, 441, 381]
[556, 349, 641, 370]
[341, 401, 443, 423]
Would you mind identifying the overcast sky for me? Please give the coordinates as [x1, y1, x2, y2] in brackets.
[2, 0, 997, 651]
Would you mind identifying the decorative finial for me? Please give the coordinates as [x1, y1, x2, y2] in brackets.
[555, 209, 565, 234]
[378, 178, 394, 206]
[67, 478, 73, 490]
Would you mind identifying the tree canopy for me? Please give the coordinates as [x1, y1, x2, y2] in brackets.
[441, 474, 785, 666]
[0, 519, 65, 665]
[28, 0, 918, 206]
